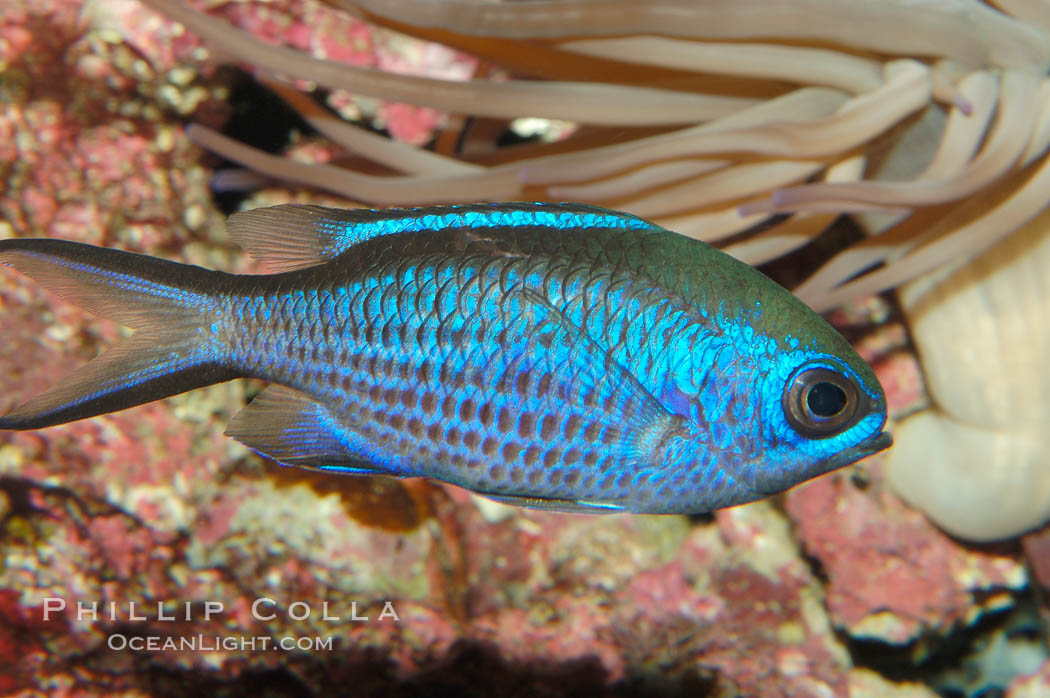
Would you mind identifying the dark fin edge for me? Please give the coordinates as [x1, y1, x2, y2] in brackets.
[0, 238, 234, 429]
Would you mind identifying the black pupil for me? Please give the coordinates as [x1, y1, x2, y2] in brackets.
[807, 382, 847, 417]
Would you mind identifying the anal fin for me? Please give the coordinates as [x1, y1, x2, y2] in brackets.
[226, 385, 393, 475]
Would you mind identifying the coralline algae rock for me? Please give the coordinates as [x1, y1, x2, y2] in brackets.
[1022, 524, 1050, 593]
[785, 461, 1025, 645]
[0, 2, 1042, 696]
[848, 669, 939, 698]
[1009, 659, 1050, 698]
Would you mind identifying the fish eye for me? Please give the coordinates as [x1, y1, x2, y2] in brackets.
[783, 364, 863, 438]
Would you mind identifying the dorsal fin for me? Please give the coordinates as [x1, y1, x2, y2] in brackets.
[227, 204, 373, 272]
[227, 202, 656, 271]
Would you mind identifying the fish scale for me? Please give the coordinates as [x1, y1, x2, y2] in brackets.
[223, 244, 685, 504]
[0, 202, 891, 514]
[231, 231, 735, 507]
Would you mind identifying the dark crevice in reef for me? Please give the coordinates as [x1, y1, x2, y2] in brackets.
[845, 592, 1048, 698]
[95, 638, 720, 698]
[197, 67, 315, 215]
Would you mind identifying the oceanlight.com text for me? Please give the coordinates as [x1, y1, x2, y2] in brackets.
[107, 633, 335, 652]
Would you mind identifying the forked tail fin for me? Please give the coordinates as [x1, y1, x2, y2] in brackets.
[0, 239, 239, 429]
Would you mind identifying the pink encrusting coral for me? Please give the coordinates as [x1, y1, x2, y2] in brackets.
[0, 0, 218, 249]
[2, 1, 1049, 696]
[786, 466, 1025, 645]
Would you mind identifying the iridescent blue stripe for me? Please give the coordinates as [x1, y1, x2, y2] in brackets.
[316, 203, 655, 258]
[44, 257, 211, 307]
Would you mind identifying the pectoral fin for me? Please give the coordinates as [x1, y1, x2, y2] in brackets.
[516, 287, 680, 461]
[479, 492, 627, 514]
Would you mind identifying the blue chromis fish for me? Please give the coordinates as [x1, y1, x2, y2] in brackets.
[0, 202, 890, 514]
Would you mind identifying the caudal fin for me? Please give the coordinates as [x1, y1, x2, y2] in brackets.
[0, 239, 239, 429]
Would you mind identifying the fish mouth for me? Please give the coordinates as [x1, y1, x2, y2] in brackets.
[746, 430, 893, 497]
[828, 430, 893, 470]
